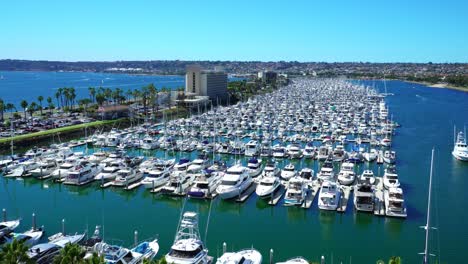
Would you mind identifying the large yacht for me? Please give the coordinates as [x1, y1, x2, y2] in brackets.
[245, 140, 260, 157]
[284, 176, 308, 206]
[280, 163, 297, 181]
[255, 173, 281, 198]
[187, 170, 222, 198]
[318, 180, 341, 211]
[337, 162, 355, 186]
[452, 131, 468, 161]
[246, 157, 263, 177]
[261, 161, 280, 177]
[216, 165, 252, 200]
[316, 160, 335, 182]
[165, 212, 212, 264]
[276, 257, 310, 264]
[112, 168, 144, 187]
[216, 249, 262, 264]
[353, 183, 374, 212]
[359, 170, 376, 185]
[384, 187, 407, 218]
[383, 166, 400, 189]
[63, 161, 101, 185]
[383, 150, 396, 164]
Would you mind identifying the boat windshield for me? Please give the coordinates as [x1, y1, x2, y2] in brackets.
[60, 164, 73, 169]
[196, 183, 209, 189]
[261, 182, 274, 186]
[221, 180, 238, 186]
[168, 247, 203, 259]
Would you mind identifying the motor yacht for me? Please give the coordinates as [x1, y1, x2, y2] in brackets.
[0, 219, 21, 237]
[30, 158, 57, 178]
[359, 170, 376, 185]
[187, 170, 222, 198]
[452, 131, 468, 161]
[284, 176, 308, 205]
[245, 140, 260, 157]
[337, 162, 356, 185]
[384, 187, 407, 218]
[0, 227, 44, 247]
[64, 161, 101, 185]
[383, 150, 396, 164]
[383, 166, 400, 189]
[165, 212, 212, 264]
[354, 183, 374, 212]
[216, 249, 262, 264]
[140, 135, 159, 150]
[216, 165, 252, 200]
[261, 161, 280, 177]
[255, 173, 281, 198]
[280, 163, 297, 181]
[246, 157, 263, 177]
[318, 180, 341, 211]
[276, 257, 310, 264]
[112, 168, 144, 187]
[287, 143, 303, 159]
[316, 160, 335, 182]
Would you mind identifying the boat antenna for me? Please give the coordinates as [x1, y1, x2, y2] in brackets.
[421, 148, 436, 263]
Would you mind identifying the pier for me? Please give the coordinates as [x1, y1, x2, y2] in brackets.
[268, 186, 285, 206]
[337, 185, 352, 212]
[235, 183, 257, 203]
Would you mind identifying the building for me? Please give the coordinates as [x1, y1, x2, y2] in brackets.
[258, 70, 278, 84]
[185, 65, 228, 103]
[96, 105, 130, 120]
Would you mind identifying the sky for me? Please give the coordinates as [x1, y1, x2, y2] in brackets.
[1, 0, 467, 63]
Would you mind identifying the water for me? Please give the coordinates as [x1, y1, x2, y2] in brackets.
[0, 71, 185, 108]
[1, 79, 468, 263]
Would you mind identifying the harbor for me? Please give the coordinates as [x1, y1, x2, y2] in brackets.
[1, 78, 468, 263]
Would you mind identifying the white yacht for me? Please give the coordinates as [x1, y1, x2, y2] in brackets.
[318, 180, 341, 211]
[317, 145, 331, 161]
[272, 145, 287, 158]
[332, 145, 347, 162]
[276, 257, 310, 264]
[255, 173, 281, 198]
[280, 163, 297, 181]
[245, 140, 260, 157]
[0, 227, 44, 247]
[0, 219, 21, 236]
[64, 161, 101, 185]
[452, 131, 468, 161]
[261, 161, 280, 177]
[298, 168, 314, 180]
[354, 183, 374, 212]
[88, 152, 107, 164]
[384, 187, 407, 218]
[359, 170, 376, 185]
[363, 148, 378, 162]
[383, 150, 396, 164]
[216, 249, 262, 264]
[140, 135, 159, 150]
[141, 168, 171, 189]
[337, 162, 355, 186]
[303, 143, 316, 159]
[316, 161, 335, 182]
[246, 157, 263, 177]
[95, 161, 125, 182]
[284, 176, 308, 205]
[187, 170, 222, 198]
[287, 143, 303, 159]
[92, 239, 159, 264]
[50, 156, 81, 181]
[165, 212, 212, 264]
[30, 158, 57, 178]
[112, 168, 144, 187]
[216, 165, 252, 200]
[383, 166, 400, 189]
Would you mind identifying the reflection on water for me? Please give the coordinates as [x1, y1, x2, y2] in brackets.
[216, 200, 242, 216]
[286, 206, 307, 222]
[353, 211, 374, 228]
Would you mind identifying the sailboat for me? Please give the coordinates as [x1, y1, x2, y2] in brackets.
[420, 149, 436, 264]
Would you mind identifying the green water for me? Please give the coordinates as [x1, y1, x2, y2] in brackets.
[1, 80, 468, 263]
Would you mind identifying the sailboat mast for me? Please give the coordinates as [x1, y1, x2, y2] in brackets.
[423, 148, 435, 264]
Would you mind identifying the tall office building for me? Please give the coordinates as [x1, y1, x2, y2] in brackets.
[185, 65, 228, 103]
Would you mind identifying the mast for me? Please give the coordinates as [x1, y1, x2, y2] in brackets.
[422, 148, 435, 264]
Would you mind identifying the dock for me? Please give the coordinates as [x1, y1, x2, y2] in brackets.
[377, 150, 384, 164]
[100, 181, 114, 188]
[337, 185, 352, 212]
[124, 181, 142, 190]
[268, 186, 285, 206]
[150, 185, 165, 193]
[235, 183, 257, 203]
[373, 178, 386, 216]
[301, 180, 320, 209]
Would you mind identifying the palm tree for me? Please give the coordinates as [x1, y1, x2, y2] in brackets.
[0, 238, 33, 264]
[57, 87, 64, 108]
[53, 243, 86, 264]
[88, 87, 96, 103]
[69, 87, 76, 109]
[0, 98, 4, 121]
[78, 98, 92, 116]
[96, 93, 106, 106]
[28, 102, 37, 118]
[388, 256, 401, 264]
[37, 96, 44, 115]
[47, 96, 54, 114]
[20, 100, 28, 120]
[55, 91, 61, 109]
[5, 103, 15, 117]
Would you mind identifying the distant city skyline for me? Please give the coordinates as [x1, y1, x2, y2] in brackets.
[1, 0, 468, 63]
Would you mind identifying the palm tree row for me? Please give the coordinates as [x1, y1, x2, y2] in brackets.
[1, 84, 177, 122]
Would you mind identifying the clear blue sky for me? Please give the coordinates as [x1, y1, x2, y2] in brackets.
[1, 0, 467, 63]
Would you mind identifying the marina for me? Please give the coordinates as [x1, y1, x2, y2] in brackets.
[1, 78, 468, 263]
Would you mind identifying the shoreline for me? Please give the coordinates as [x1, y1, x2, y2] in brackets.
[403, 80, 468, 92]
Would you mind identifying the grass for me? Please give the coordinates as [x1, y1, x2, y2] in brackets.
[0, 119, 123, 144]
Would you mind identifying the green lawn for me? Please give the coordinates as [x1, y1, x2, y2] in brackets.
[0, 119, 122, 144]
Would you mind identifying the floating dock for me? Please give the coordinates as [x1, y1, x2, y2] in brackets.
[373, 177, 386, 216]
[124, 181, 142, 190]
[301, 180, 320, 209]
[337, 185, 352, 212]
[268, 186, 285, 206]
[235, 183, 257, 203]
